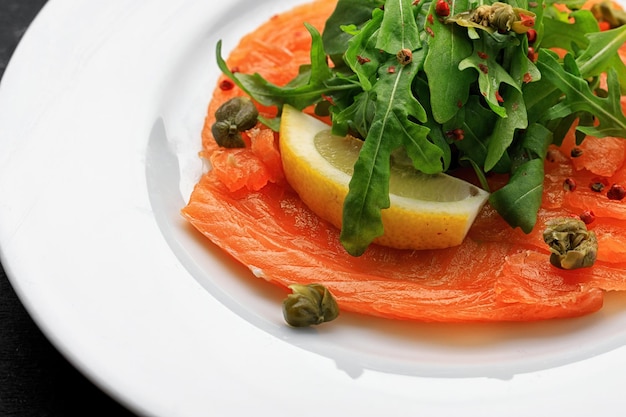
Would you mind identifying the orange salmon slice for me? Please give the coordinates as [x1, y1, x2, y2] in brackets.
[182, 0, 626, 322]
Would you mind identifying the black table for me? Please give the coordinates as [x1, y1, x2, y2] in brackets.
[0, 2, 138, 416]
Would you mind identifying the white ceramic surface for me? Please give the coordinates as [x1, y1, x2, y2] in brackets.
[1, 1, 626, 416]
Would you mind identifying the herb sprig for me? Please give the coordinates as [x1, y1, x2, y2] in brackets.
[216, 0, 626, 256]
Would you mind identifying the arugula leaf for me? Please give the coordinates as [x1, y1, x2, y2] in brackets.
[537, 50, 626, 138]
[526, 18, 626, 131]
[484, 88, 528, 171]
[489, 123, 552, 232]
[216, 24, 357, 113]
[213, 0, 626, 254]
[459, 34, 522, 118]
[541, 9, 600, 51]
[424, 0, 475, 123]
[336, 0, 448, 256]
[322, 0, 385, 66]
[414, 76, 453, 170]
[519, 122, 553, 160]
[344, 8, 385, 90]
[605, 54, 626, 94]
[340, 115, 397, 256]
[484, 37, 532, 171]
[376, 0, 421, 53]
[543, 113, 580, 146]
[523, 77, 564, 124]
[446, 95, 498, 169]
[331, 90, 376, 138]
[489, 158, 545, 232]
[341, 51, 440, 256]
[576, 25, 626, 90]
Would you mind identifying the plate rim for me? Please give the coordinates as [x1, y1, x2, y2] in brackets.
[2, 0, 626, 416]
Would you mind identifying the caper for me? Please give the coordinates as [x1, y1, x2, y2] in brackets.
[543, 218, 598, 270]
[591, 1, 626, 28]
[211, 96, 259, 148]
[489, 2, 517, 32]
[211, 120, 245, 148]
[470, 5, 492, 27]
[282, 283, 339, 327]
[447, 2, 535, 34]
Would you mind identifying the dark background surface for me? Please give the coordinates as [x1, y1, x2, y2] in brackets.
[1, 2, 140, 416]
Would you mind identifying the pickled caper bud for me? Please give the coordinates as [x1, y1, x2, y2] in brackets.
[215, 96, 259, 130]
[282, 283, 339, 327]
[591, 1, 626, 28]
[489, 2, 517, 32]
[211, 96, 259, 148]
[470, 5, 492, 29]
[543, 218, 598, 270]
[447, 2, 535, 34]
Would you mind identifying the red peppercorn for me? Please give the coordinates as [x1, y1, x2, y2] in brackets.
[546, 149, 562, 163]
[527, 47, 538, 62]
[356, 55, 371, 65]
[435, 0, 450, 17]
[570, 147, 583, 158]
[607, 184, 626, 201]
[219, 79, 235, 91]
[446, 128, 465, 141]
[321, 94, 335, 106]
[526, 29, 537, 44]
[579, 210, 596, 224]
[523, 72, 533, 83]
[396, 49, 413, 65]
[591, 182, 605, 192]
[590, 177, 608, 193]
[563, 178, 577, 192]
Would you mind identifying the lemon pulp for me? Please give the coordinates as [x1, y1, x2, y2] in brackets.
[279, 104, 490, 251]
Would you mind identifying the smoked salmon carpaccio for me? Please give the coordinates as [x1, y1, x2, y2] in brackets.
[182, 0, 626, 322]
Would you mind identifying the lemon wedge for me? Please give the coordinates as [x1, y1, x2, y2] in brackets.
[279, 104, 490, 251]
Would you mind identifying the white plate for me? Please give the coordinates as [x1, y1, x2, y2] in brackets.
[2, 1, 626, 415]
